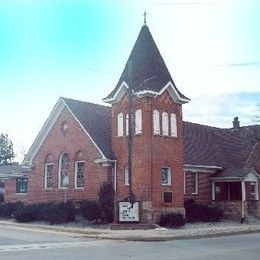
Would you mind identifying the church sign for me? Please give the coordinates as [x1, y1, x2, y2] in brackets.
[118, 201, 140, 222]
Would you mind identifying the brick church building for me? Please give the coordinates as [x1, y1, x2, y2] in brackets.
[1, 22, 260, 222]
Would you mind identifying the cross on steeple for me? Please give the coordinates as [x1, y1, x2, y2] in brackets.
[143, 11, 147, 25]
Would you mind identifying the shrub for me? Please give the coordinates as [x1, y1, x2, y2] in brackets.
[0, 201, 23, 218]
[13, 202, 76, 224]
[159, 213, 185, 228]
[79, 200, 101, 222]
[185, 200, 223, 223]
[14, 204, 40, 222]
[0, 193, 4, 203]
[98, 182, 115, 223]
[46, 202, 76, 224]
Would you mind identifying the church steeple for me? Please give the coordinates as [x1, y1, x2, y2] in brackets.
[103, 23, 190, 104]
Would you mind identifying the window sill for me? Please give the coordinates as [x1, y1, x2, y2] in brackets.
[154, 134, 177, 139]
[15, 193, 27, 195]
[75, 187, 84, 190]
[161, 184, 172, 186]
[191, 192, 198, 195]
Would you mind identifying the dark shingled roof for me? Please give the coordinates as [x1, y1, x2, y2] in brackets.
[104, 25, 188, 100]
[0, 164, 25, 175]
[210, 168, 255, 179]
[184, 122, 260, 168]
[62, 98, 260, 168]
[62, 98, 114, 159]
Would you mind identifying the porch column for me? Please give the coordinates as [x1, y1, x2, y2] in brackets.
[241, 180, 246, 220]
[212, 181, 215, 201]
[255, 181, 259, 201]
[241, 181, 246, 201]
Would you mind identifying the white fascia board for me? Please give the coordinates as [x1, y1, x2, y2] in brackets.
[184, 164, 222, 173]
[62, 99, 107, 160]
[22, 98, 65, 166]
[210, 177, 242, 182]
[161, 82, 190, 104]
[134, 82, 190, 104]
[0, 173, 27, 179]
[102, 82, 129, 104]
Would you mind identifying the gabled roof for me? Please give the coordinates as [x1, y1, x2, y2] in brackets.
[23, 98, 115, 166]
[210, 167, 259, 180]
[184, 122, 260, 168]
[103, 25, 190, 104]
[62, 98, 114, 160]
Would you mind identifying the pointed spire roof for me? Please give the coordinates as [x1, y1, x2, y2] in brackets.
[103, 24, 190, 104]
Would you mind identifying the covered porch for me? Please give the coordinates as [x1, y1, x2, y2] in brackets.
[211, 168, 260, 220]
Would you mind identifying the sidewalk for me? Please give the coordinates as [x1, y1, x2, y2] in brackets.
[0, 219, 260, 241]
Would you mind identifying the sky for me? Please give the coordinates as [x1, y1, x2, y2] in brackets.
[0, 0, 259, 162]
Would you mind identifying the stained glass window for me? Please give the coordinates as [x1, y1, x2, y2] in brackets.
[75, 161, 84, 188]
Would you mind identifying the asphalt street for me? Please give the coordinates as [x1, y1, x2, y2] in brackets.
[0, 226, 259, 260]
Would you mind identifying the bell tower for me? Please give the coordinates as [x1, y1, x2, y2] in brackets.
[103, 22, 190, 223]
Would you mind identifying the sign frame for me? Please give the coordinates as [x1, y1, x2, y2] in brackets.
[118, 201, 140, 223]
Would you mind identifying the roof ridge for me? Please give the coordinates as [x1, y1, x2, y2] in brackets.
[61, 97, 111, 109]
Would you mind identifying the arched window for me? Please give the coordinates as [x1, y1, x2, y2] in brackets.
[125, 113, 129, 136]
[153, 110, 160, 135]
[44, 154, 54, 189]
[59, 153, 69, 188]
[75, 151, 85, 189]
[170, 113, 177, 137]
[117, 113, 124, 136]
[162, 112, 169, 136]
[135, 109, 142, 134]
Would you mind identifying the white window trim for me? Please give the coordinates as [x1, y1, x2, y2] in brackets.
[58, 153, 69, 189]
[191, 172, 199, 195]
[74, 161, 85, 189]
[153, 109, 160, 135]
[162, 112, 169, 136]
[135, 109, 142, 134]
[161, 167, 171, 186]
[44, 163, 53, 189]
[170, 113, 177, 137]
[125, 113, 129, 136]
[117, 112, 124, 137]
[124, 167, 129, 186]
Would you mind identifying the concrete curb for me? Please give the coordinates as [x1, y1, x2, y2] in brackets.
[0, 220, 260, 242]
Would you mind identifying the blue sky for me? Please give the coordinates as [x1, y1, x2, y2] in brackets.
[0, 0, 259, 161]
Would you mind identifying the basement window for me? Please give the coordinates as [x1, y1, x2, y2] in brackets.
[163, 192, 172, 203]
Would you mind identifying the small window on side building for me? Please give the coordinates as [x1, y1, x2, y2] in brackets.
[16, 178, 28, 193]
[124, 167, 129, 186]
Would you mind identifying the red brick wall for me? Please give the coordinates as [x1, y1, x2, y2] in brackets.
[4, 107, 111, 204]
[3, 178, 28, 203]
[112, 91, 184, 215]
[184, 171, 211, 204]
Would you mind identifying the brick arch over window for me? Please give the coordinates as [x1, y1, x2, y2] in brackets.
[74, 150, 85, 161]
[44, 154, 54, 189]
[74, 150, 85, 189]
[45, 154, 54, 164]
[59, 153, 69, 188]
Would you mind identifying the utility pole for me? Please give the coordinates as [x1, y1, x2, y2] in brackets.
[127, 60, 135, 204]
